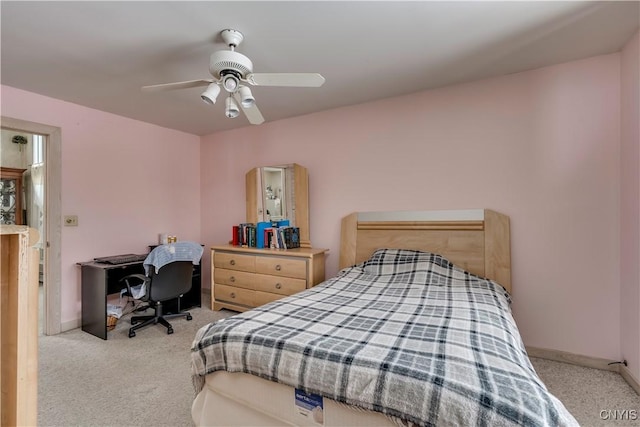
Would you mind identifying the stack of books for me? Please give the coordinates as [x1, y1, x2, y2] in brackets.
[232, 221, 300, 249]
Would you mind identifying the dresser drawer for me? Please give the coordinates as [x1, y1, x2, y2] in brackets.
[254, 290, 286, 307]
[255, 274, 306, 296]
[211, 246, 327, 312]
[255, 256, 306, 279]
[214, 269, 255, 290]
[214, 252, 255, 272]
[215, 284, 254, 307]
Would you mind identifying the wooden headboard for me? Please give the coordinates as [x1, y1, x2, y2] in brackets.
[339, 209, 511, 293]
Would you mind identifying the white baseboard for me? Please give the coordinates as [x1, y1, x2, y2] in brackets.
[527, 346, 639, 394]
[60, 318, 80, 332]
[620, 365, 640, 395]
[526, 346, 620, 372]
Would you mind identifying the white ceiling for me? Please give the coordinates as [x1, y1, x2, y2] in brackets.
[1, 1, 638, 136]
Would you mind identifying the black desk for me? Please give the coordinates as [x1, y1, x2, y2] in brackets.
[79, 259, 201, 340]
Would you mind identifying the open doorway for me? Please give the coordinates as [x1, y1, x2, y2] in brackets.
[1, 117, 61, 335]
[1, 130, 46, 332]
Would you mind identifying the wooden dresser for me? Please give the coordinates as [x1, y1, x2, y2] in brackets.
[211, 245, 327, 312]
[1, 225, 39, 426]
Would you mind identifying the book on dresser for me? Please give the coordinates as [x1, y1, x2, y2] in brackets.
[210, 245, 328, 312]
[231, 221, 300, 249]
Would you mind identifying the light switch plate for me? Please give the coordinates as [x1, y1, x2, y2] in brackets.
[64, 215, 78, 226]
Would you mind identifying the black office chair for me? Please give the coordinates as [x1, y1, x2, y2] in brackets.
[120, 261, 194, 338]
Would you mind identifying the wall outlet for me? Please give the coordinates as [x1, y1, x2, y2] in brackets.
[64, 215, 78, 226]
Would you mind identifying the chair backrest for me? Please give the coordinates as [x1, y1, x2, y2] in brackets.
[147, 261, 193, 302]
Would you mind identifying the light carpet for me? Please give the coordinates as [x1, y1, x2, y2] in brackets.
[39, 306, 639, 426]
[39, 306, 234, 427]
[530, 358, 639, 427]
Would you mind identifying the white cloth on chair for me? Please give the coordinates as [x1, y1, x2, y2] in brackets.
[144, 241, 203, 275]
[120, 283, 146, 301]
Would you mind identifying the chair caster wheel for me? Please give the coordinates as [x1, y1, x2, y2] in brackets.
[187, 314, 193, 321]
[167, 327, 174, 335]
[129, 331, 136, 338]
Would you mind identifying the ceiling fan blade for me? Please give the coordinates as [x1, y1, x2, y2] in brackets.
[141, 79, 214, 92]
[234, 93, 265, 125]
[246, 73, 325, 87]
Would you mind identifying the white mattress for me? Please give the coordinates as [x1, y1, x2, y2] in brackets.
[192, 371, 398, 427]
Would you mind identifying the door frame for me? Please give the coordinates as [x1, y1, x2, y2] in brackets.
[2, 116, 62, 335]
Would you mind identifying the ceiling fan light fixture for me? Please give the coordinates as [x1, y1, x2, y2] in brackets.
[200, 83, 220, 104]
[225, 96, 240, 118]
[238, 86, 255, 108]
[222, 74, 239, 92]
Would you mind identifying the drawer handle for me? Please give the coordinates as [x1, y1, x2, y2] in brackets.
[230, 276, 236, 282]
[230, 260, 236, 266]
[275, 283, 282, 289]
[230, 292, 236, 299]
[275, 264, 282, 271]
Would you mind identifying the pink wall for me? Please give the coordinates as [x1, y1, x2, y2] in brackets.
[201, 53, 622, 360]
[0, 48, 629, 363]
[1, 86, 201, 326]
[620, 31, 640, 381]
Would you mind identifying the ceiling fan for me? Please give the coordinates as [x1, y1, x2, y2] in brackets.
[141, 29, 326, 125]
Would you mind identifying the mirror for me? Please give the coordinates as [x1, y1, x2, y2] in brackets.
[246, 163, 311, 248]
[262, 166, 286, 221]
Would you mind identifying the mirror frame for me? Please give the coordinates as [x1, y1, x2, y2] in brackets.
[246, 163, 311, 248]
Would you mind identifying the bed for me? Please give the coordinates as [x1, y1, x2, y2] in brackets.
[191, 209, 578, 426]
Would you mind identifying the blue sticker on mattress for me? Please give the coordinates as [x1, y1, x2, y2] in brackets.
[295, 389, 324, 425]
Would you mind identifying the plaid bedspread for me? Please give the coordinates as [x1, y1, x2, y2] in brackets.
[191, 249, 578, 427]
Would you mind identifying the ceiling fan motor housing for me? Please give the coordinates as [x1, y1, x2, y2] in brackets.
[209, 50, 253, 80]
